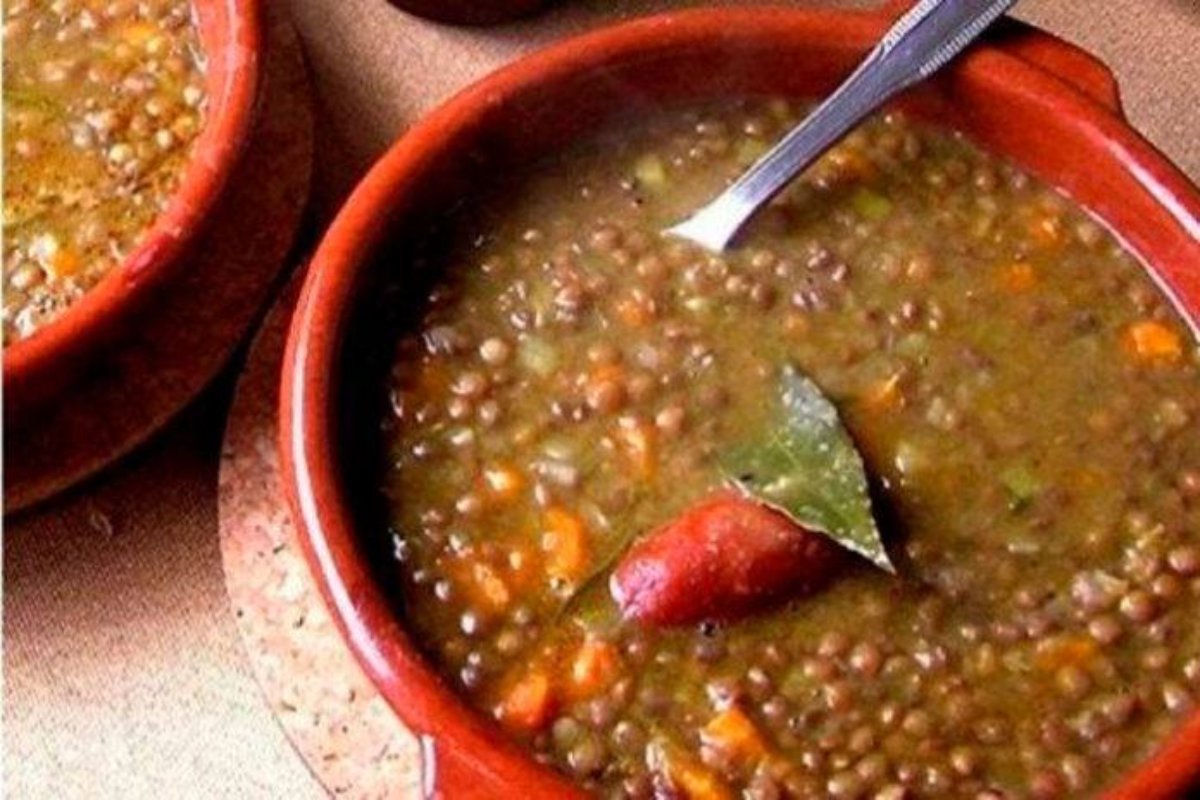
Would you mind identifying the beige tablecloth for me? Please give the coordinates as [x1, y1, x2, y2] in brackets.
[6, 1, 1199, 797]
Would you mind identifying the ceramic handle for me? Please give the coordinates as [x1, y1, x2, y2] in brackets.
[990, 19, 1123, 114]
[879, 0, 1123, 115]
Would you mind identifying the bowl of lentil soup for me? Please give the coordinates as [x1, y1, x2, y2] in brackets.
[3, 0, 262, 408]
[281, 7, 1200, 798]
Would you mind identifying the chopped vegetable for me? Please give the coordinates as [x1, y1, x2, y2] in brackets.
[496, 670, 554, 732]
[453, 558, 512, 614]
[701, 706, 768, 763]
[1124, 320, 1183, 362]
[613, 291, 656, 328]
[850, 187, 893, 221]
[647, 740, 733, 800]
[1000, 464, 1043, 511]
[1034, 635, 1098, 672]
[633, 154, 666, 189]
[542, 507, 591, 582]
[568, 637, 620, 698]
[998, 261, 1037, 292]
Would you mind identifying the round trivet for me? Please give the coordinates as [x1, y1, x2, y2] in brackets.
[218, 276, 423, 799]
[5, 4, 314, 514]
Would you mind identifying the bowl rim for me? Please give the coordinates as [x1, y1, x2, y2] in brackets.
[281, 6, 1200, 797]
[3, 0, 264, 400]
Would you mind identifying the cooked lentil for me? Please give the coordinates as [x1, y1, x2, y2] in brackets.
[377, 100, 1200, 797]
[2, 0, 206, 345]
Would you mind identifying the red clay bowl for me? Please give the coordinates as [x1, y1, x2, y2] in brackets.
[281, 7, 1200, 798]
[3, 0, 263, 411]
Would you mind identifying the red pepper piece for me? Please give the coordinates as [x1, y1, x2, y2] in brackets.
[610, 490, 843, 626]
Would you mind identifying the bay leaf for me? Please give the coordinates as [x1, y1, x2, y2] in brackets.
[721, 365, 895, 573]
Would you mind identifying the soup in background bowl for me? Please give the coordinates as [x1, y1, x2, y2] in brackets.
[2, 0, 261, 408]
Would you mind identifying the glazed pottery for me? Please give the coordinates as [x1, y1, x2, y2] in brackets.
[281, 7, 1200, 798]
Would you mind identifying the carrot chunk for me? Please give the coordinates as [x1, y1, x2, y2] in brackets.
[496, 670, 554, 732]
[1034, 635, 1098, 672]
[1124, 321, 1183, 362]
[542, 507, 590, 582]
[568, 637, 620, 699]
[451, 558, 511, 614]
[701, 706, 768, 763]
[614, 291, 656, 327]
[648, 741, 733, 800]
[998, 261, 1037, 292]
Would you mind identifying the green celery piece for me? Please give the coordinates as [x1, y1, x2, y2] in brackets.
[851, 187, 893, 221]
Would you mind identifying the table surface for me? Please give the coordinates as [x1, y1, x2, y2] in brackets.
[6, 1, 1199, 797]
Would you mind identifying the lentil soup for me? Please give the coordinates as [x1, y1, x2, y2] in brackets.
[373, 101, 1200, 798]
[3, 0, 207, 345]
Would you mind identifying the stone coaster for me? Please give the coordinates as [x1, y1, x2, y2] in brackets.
[218, 275, 423, 799]
[4, 6, 314, 514]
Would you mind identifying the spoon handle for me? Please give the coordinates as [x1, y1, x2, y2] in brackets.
[667, 0, 1018, 252]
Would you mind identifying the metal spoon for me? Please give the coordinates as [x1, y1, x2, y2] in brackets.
[666, 0, 1018, 253]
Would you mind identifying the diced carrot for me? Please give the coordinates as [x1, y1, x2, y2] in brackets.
[589, 362, 625, 386]
[615, 416, 657, 479]
[496, 670, 554, 732]
[860, 372, 904, 412]
[542, 507, 590, 582]
[1124, 321, 1183, 363]
[568, 637, 620, 698]
[481, 463, 524, 504]
[701, 706, 768, 763]
[998, 261, 1037, 292]
[1034, 635, 1098, 672]
[614, 291, 656, 328]
[450, 558, 511, 615]
[47, 247, 82, 279]
[648, 741, 733, 800]
[119, 21, 159, 47]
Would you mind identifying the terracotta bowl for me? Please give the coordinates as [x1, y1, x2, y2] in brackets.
[281, 7, 1200, 798]
[3, 0, 264, 411]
